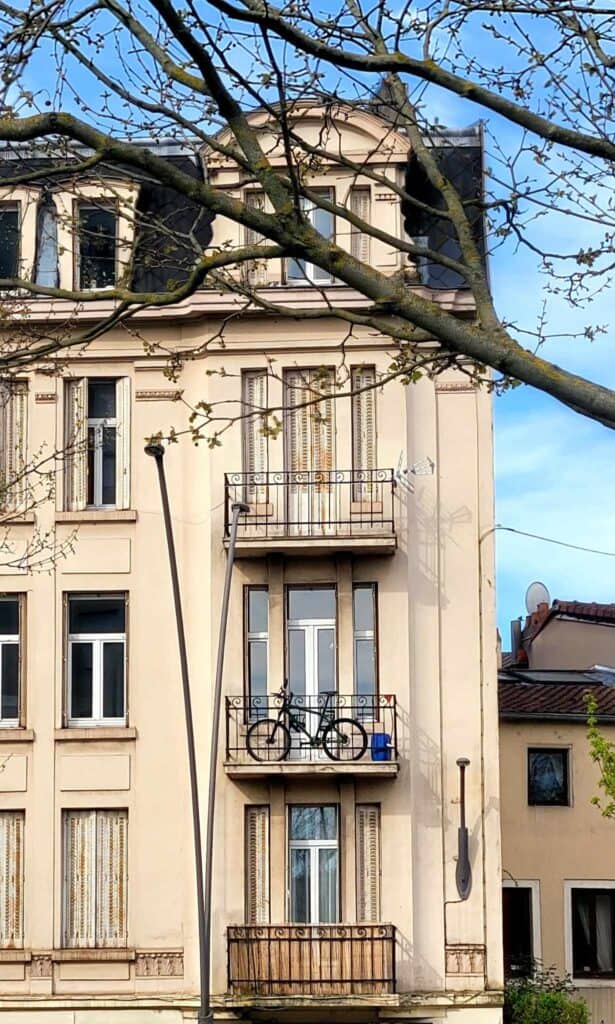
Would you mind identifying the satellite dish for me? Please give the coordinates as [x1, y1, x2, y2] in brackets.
[525, 581, 551, 614]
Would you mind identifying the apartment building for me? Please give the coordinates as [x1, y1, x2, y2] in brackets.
[500, 596, 615, 1024]
[0, 103, 502, 1024]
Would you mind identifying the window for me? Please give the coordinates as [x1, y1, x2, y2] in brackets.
[349, 187, 370, 264]
[288, 805, 338, 923]
[242, 370, 268, 503]
[571, 888, 615, 978]
[0, 203, 19, 280]
[0, 811, 24, 949]
[62, 809, 127, 948]
[67, 594, 126, 726]
[243, 191, 267, 286]
[0, 596, 21, 725]
[246, 587, 268, 716]
[77, 203, 117, 289]
[528, 748, 569, 806]
[284, 369, 335, 532]
[287, 191, 334, 284]
[356, 804, 380, 921]
[0, 381, 27, 513]
[287, 587, 336, 705]
[353, 584, 377, 706]
[64, 377, 131, 511]
[503, 885, 536, 977]
[245, 805, 269, 924]
[351, 365, 377, 500]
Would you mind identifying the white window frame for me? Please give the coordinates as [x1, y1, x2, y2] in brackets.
[246, 586, 268, 714]
[87, 379, 118, 510]
[287, 805, 339, 924]
[67, 597, 126, 727]
[503, 878, 542, 968]
[352, 583, 377, 708]
[565, 879, 615, 986]
[287, 190, 335, 285]
[0, 596, 20, 727]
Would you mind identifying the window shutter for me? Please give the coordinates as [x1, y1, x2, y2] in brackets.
[356, 804, 380, 922]
[351, 366, 377, 499]
[311, 369, 335, 473]
[244, 192, 267, 287]
[63, 810, 96, 947]
[245, 805, 269, 924]
[0, 811, 24, 948]
[243, 371, 268, 503]
[0, 382, 27, 513]
[115, 377, 131, 510]
[65, 379, 87, 511]
[350, 188, 371, 264]
[285, 370, 311, 475]
[96, 809, 128, 947]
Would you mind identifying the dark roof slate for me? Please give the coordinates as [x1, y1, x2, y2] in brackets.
[499, 668, 615, 721]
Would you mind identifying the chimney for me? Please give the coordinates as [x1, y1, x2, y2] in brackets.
[510, 618, 522, 662]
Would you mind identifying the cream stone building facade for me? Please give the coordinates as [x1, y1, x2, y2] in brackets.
[500, 600, 615, 1024]
[0, 105, 503, 1024]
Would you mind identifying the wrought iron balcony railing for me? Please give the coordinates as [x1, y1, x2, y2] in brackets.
[227, 923, 396, 997]
[225, 693, 398, 770]
[224, 469, 395, 545]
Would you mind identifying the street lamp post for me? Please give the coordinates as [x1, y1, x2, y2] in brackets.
[145, 442, 248, 1024]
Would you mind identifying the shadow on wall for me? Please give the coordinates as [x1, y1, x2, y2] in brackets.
[395, 927, 445, 992]
[400, 479, 472, 611]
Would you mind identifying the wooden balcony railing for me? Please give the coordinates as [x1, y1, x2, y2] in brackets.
[227, 923, 396, 997]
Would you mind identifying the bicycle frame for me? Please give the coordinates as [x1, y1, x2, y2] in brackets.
[277, 691, 335, 747]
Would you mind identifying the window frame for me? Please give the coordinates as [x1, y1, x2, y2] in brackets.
[74, 198, 119, 291]
[566, 881, 615, 984]
[285, 585, 338, 705]
[527, 746, 570, 806]
[244, 585, 269, 719]
[287, 803, 340, 924]
[0, 200, 21, 283]
[352, 582, 379, 710]
[0, 593, 24, 728]
[65, 592, 128, 728]
[502, 879, 541, 978]
[86, 378, 118, 509]
[286, 189, 336, 285]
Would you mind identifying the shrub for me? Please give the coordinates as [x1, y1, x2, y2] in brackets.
[504, 969, 589, 1024]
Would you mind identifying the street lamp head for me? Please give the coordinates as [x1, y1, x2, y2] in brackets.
[144, 442, 165, 460]
[456, 757, 470, 768]
[231, 502, 251, 515]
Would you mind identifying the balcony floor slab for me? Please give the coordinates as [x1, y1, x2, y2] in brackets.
[224, 761, 399, 779]
[227, 535, 397, 558]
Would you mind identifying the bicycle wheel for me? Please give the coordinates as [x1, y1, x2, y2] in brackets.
[246, 718, 291, 762]
[322, 718, 367, 761]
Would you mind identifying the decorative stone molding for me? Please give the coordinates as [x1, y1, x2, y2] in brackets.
[445, 943, 486, 976]
[135, 389, 183, 402]
[35, 392, 57, 403]
[136, 950, 184, 977]
[435, 382, 476, 394]
[30, 954, 53, 978]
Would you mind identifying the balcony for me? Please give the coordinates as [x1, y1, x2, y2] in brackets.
[224, 694, 399, 778]
[227, 923, 396, 998]
[224, 469, 396, 556]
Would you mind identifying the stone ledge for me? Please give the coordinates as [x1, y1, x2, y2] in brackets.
[55, 727, 137, 742]
[56, 509, 138, 523]
[52, 948, 136, 962]
[0, 729, 34, 743]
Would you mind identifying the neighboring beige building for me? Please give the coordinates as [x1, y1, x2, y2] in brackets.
[500, 599, 615, 1024]
[0, 104, 502, 1024]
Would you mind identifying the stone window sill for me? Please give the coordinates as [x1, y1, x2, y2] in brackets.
[56, 509, 138, 523]
[0, 514, 35, 525]
[53, 948, 136, 962]
[0, 729, 34, 743]
[54, 727, 137, 742]
[0, 950, 31, 962]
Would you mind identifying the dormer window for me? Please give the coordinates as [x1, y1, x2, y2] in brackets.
[0, 203, 19, 281]
[77, 202, 117, 289]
